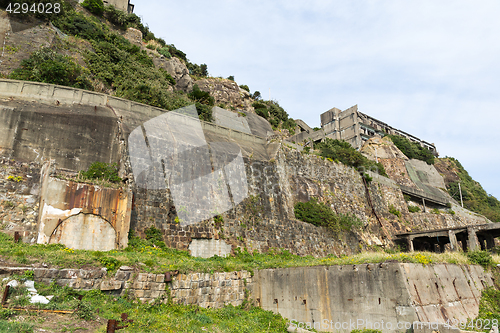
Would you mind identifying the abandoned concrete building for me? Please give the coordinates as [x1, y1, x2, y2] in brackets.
[78, 0, 134, 13]
[288, 105, 438, 156]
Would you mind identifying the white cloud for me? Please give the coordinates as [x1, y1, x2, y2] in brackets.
[135, 0, 500, 198]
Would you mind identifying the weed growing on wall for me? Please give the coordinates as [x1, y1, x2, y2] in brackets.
[389, 205, 402, 218]
[408, 205, 421, 213]
[294, 198, 363, 233]
[79, 162, 121, 183]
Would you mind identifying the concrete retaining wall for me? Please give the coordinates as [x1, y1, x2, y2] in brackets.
[251, 263, 495, 332]
[1, 263, 495, 332]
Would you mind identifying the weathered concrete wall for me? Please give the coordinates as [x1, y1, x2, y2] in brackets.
[0, 96, 121, 171]
[251, 263, 495, 332]
[213, 106, 252, 134]
[37, 167, 132, 250]
[1, 263, 496, 331]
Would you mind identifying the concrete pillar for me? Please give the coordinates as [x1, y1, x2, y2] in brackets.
[485, 235, 495, 250]
[467, 227, 479, 251]
[407, 236, 414, 252]
[448, 230, 459, 251]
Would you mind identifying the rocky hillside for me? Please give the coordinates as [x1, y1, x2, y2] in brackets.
[0, 1, 295, 130]
[0, 0, 499, 258]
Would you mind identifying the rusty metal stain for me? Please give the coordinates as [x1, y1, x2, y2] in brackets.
[42, 177, 132, 249]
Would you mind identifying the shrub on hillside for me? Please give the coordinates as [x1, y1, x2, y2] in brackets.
[387, 135, 435, 165]
[315, 138, 388, 177]
[82, 0, 104, 16]
[467, 250, 493, 268]
[9, 48, 92, 89]
[294, 198, 363, 233]
[188, 84, 214, 106]
[444, 157, 500, 222]
[239, 84, 250, 92]
[157, 47, 172, 58]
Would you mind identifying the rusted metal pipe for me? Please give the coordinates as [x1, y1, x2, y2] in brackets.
[14, 231, 20, 243]
[1, 285, 9, 305]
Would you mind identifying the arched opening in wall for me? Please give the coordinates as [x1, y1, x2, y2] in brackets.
[49, 214, 117, 251]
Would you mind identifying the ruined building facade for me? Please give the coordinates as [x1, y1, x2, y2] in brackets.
[289, 105, 438, 156]
[78, 0, 134, 13]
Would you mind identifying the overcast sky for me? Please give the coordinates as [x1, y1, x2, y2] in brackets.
[135, 0, 500, 199]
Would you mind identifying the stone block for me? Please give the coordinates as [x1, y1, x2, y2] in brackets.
[191, 281, 199, 289]
[134, 289, 145, 298]
[132, 281, 143, 289]
[137, 273, 148, 282]
[155, 275, 165, 283]
[115, 271, 131, 281]
[100, 280, 123, 291]
[34, 268, 45, 279]
[147, 274, 156, 282]
[45, 269, 59, 279]
[143, 290, 152, 298]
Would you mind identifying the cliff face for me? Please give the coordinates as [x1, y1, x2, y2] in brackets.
[0, 79, 491, 256]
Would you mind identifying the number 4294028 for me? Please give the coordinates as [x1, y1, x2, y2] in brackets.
[5, 2, 61, 14]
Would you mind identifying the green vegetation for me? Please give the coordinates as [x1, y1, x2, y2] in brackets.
[0, 278, 288, 332]
[294, 198, 363, 233]
[239, 84, 250, 92]
[3, 232, 493, 276]
[9, 48, 92, 90]
[78, 161, 122, 183]
[388, 204, 401, 218]
[475, 287, 500, 329]
[314, 138, 388, 177]
[5, 1, 212, 121]
[81, 0, 104, 16]
[408, 205, 421, 213]
[387, 135, 435, 164]
[443, 157, 500, 222]
[466, 250, 493, 268]
[251, 100, 296, 134]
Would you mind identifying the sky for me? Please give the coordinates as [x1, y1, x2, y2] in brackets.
[135, 0, 500, 199]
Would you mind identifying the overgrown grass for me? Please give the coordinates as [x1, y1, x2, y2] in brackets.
[475, 287, 500, 332]
[1, 232, 495, 275]
[0, 279, 288, 333]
